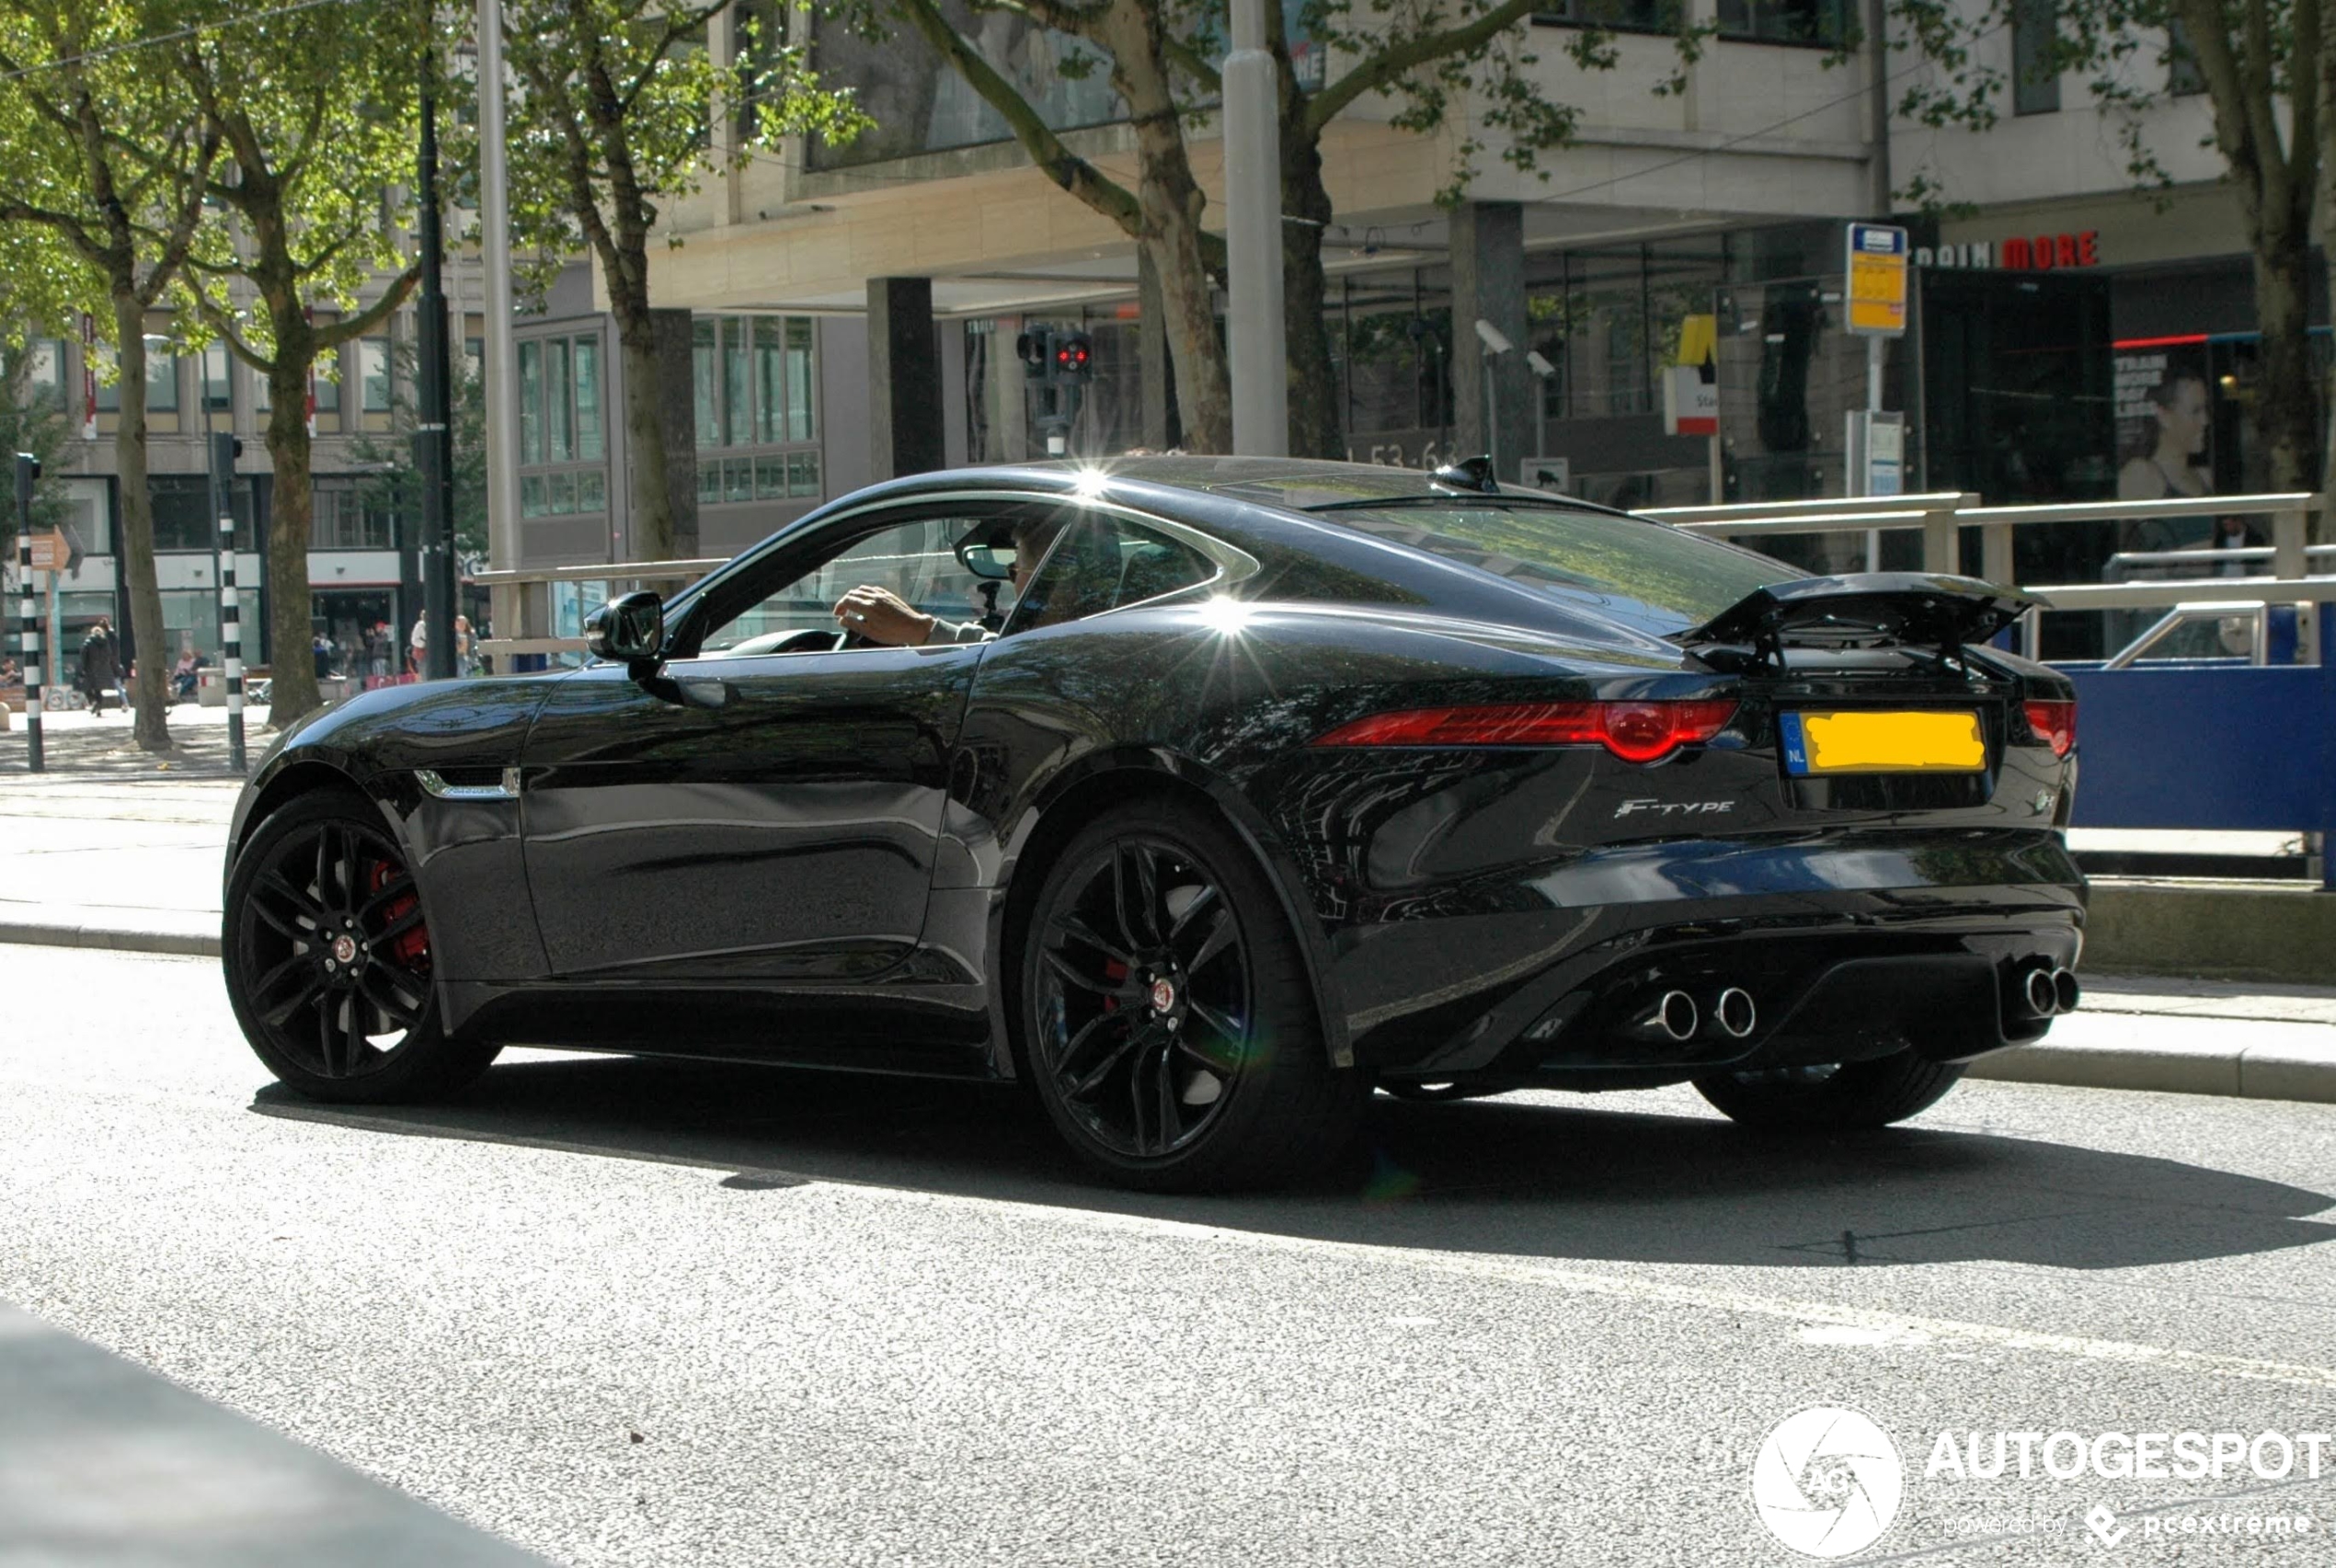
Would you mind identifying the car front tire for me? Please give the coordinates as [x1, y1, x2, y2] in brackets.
[223, 789, 498, 1104]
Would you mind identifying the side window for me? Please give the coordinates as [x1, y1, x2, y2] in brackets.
[1005, 515, 1216, 634]
[693, 517, 989, 657]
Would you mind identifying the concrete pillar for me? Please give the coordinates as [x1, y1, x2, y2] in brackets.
[1451, 201, 1531, 483]
[867, 277, 945, 480]
[1137, 249, 1177, 452]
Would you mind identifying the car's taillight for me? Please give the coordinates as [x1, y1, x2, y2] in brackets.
[1311, 699, 1738, 764]
[2023, 698, 2076, 758]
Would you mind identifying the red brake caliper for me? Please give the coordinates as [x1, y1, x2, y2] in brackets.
[1103, 959, 1128, 1011]
[368, 859, 430, 971]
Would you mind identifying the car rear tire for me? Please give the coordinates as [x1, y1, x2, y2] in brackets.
[223, 789, 499, 1104]
[1018, 800, 1367, 1192]
[1691, 1052, 1965, 1133]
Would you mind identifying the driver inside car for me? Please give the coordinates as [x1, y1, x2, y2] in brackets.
[830, 515, 1062, 647]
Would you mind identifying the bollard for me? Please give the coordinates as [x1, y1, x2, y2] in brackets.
[211, 433, 246, 773]
[15, 452, 40, 773]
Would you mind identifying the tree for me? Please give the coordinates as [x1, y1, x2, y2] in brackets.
[0, 0, 217, 751]
[1892, 0, 2324, 507]
[503, 0, 865, 557]
[172, 0, 428, 727]
[878, 0, 1668, 456]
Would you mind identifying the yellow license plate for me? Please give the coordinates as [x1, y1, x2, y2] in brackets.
[1781, 710, 1986, 775]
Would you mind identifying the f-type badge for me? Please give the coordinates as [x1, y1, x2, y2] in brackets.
[1614, 798, 1736, 818]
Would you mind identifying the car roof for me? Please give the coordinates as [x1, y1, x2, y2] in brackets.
[973, 456, 1624, 516]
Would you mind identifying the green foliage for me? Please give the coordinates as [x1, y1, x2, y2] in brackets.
[172, 0, 429, 363]
[501, 0, 868, 283]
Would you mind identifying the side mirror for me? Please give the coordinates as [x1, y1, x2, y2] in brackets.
[586, 590, 664, 666]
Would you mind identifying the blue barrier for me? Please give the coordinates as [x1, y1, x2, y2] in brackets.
[2059, 613, 2335, 887]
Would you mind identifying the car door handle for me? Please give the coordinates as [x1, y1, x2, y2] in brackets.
[417, 767, 522, 802]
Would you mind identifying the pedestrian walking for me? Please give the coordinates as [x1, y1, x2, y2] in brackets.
[408, 610, 428, 676]
[452, 613, 475, 677]
[366, 622, 390, 681]
[78, 617, 120, 715]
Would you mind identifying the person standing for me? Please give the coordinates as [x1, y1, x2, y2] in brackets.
[78, 617, 120, 715]
[407, 610, 428, 676]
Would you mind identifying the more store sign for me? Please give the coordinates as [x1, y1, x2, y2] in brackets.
[1917, 231, 2102, 271]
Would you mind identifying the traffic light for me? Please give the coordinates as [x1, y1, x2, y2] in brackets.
[1053, 332, 1093, 381]
[1016, 326, 1054, 381]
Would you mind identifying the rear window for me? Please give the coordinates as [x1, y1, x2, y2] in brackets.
[1316, 502, 1789, 635]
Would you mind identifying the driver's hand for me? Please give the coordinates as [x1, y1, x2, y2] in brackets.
[833, 585, 936, 647]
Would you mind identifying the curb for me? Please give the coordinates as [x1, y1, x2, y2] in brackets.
[0, 921, 218, 959]
[1963, 1033, 2336, 1105]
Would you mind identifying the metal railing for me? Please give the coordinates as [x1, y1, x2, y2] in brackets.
[473, 557, 727, 660]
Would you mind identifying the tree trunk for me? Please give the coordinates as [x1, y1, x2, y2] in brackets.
[1104, 2, 1231, 453]
[613, 282, 680, 558]
[1281, 132, 1340, 459]
[2250, 226, 2320, 496]
[109, 294, 170, 753]
[261, 326, 322, 727]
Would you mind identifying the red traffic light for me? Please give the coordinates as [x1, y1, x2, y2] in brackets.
[1053, 334, 1093, 375]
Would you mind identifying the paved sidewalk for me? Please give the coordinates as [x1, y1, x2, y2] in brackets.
[5, 721, 2333, 1105]
[0, 1300, 549, 1567]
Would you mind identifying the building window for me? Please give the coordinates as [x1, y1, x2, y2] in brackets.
[2166, 18, 2205, 95]
[1533, 0, 1674, 29]
[109, 341, 182, 413]
[2011, 0, 2060, 114]
[360, 337, 392, 412]
[518, 330, 611, 518]
[310, 483, 395, 550]
[202, 342, 233, 412]
[691, 314, 822, 506]
[17, 339, 67, 407]
[1716, 0, 1847, 46]
[149, 475, 254, 552]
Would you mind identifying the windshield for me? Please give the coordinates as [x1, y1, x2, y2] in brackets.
[1314, 501, 1791, 634]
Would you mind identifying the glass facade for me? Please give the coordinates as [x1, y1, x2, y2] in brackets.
[518, 330, 610, 520]
[693, 314, 822, 509]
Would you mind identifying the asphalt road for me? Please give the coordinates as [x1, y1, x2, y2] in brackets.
[5, 949, 2335, 1567]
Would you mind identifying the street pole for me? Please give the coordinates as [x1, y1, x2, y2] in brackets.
[478, 0, 521, 658]
[416, 52, 457, 681]
[1223, 0, 1287, 456]
[14, 453, 40, 771]
[210, 431, 246, 773]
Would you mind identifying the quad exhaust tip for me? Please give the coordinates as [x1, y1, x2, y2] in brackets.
[1715, 987, 1758, 1039]
[2021, 966, 2082, 1017]
[2023, 967, 2058, 1018]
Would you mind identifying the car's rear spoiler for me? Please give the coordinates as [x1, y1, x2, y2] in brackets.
[1677, 572, 2039, 652]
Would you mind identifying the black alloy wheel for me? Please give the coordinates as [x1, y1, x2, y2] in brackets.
[223, 791, 498, 1103]
[1022, 801, 1367, 1192]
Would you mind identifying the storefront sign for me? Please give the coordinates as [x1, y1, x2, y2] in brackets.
[1663, 365, 1719, 435]
[1916, 232, 2101, 271]
[1846, 223, 1910, 336]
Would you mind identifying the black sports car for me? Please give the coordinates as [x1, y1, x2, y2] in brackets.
[222, 457, 2084, 1191]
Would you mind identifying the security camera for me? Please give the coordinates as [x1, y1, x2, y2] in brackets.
[1473, 319, 1513, 355]
[1526, 349, 1556, 379]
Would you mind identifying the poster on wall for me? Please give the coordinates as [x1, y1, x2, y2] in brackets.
[2113, 343, 2213, 510]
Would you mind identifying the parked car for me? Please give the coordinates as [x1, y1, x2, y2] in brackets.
[220, 457, 2083, 1191]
